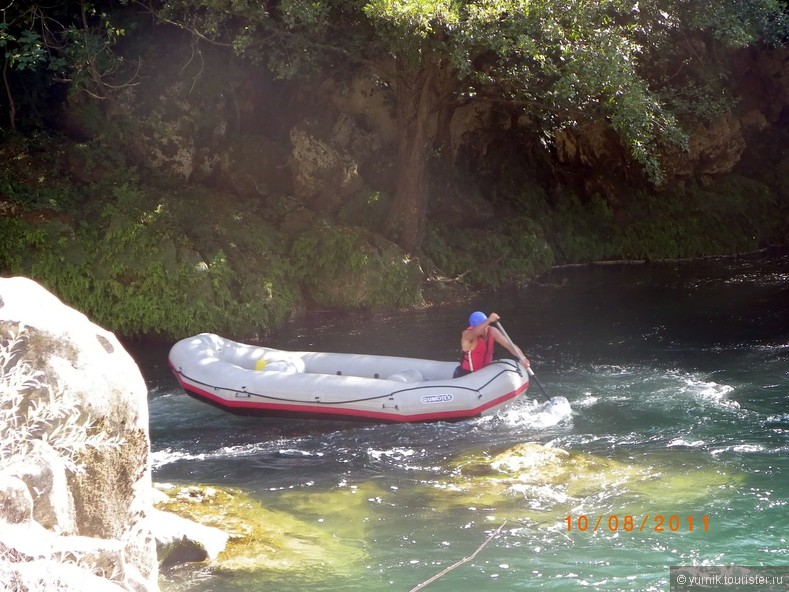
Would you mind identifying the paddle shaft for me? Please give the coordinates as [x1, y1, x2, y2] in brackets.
[494, 321, 550, 400]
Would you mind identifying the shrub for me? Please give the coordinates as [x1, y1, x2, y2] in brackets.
[290, 222, 423, 308]
[544, 176, 780, 263]
[423, 216, 555, 289]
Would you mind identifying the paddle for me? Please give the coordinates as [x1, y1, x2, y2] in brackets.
[494, 321, 550, 401]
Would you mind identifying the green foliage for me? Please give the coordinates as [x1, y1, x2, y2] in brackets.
[290, 222, 422, 308]
[153, 0, 786, 252]
[0, 1, 132, 129]
[423, 216, 555, 290]
[0, 136, 301, 339]
[29, 189, 301, 339]
[680, 0, 788, 47]
[0, 219, 35, 272]
[0, 133, 61, 207]
[630, 0, 788, 126]
[60, 4, 131, 93]
[659, 81, 738, 122]
[336, 190, 391, 230]
[544, 176, 780, 263]
[0, 131, 126, 218]
[456, 0, 700, 184]
[0, 26, 47, 71]
[546, 193, 624, 263]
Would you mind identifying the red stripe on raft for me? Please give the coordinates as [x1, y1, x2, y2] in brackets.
[169, 365, 529, 423]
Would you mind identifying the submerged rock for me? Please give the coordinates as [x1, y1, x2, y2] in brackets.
[154, 483, 366, 577]
[149, 508, 229, 567]
[431, 442, 741, 523]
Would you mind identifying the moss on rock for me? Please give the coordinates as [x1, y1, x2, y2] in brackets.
[154, 483, 367, 577]
[424, 442, 741, 524]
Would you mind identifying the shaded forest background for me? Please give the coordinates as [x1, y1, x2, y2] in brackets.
[1, 0, 788, 340]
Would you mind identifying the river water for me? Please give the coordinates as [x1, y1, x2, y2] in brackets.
[135, 250, 789, 592]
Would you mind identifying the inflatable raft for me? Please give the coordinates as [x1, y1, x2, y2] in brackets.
[168, 333, 531, 422]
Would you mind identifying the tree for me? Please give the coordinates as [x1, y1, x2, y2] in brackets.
[151, 0, 786, 253]
[0, 1, 134, 130]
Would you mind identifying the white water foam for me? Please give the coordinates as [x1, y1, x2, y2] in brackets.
[495, 396, 574, 429]
[588, 365, 740, 410]
[367, 447, 417, 462]
[766, 413, 789, 424]
[667, 438, 707, 448]
[151, 440, 291, 469]
[684, 377, 737, 406]
[710, 443, 768, 456]
[277, 448, 325, 458]
[150, 447, 209, 468]
[574, 393, 600, 409]
[572, 364, 740, 408]
[725, 271, 789, 287]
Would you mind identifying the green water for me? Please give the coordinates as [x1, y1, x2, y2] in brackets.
[140, 251, 789, 591]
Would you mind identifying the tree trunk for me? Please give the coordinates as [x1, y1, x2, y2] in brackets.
[384, 54, 455, 254]
[2, 58, 16, 131]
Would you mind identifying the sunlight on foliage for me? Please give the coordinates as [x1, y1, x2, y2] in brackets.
[364, 0, 460, 35]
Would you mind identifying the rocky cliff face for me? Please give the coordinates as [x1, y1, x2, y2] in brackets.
[0, 277, 158, 592]
[106, 41, 787, 219]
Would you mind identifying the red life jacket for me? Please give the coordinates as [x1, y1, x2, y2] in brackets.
[461, 328, 494, 372]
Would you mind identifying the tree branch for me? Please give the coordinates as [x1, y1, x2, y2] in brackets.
[2, 57, 17, 130]
[408, 521, 507, 592]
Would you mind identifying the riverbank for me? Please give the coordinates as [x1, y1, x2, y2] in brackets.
[1, 125, 786, 343]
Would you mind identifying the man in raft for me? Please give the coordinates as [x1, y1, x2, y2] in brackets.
[453, 311, 530, 378]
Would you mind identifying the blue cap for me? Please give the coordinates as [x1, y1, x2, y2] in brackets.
[469, 311, 487, 327]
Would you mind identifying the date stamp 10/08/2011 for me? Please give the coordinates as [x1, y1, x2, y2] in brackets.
[564, 514, 709, 533]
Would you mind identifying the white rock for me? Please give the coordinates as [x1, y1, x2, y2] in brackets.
[149, 508, 229, 565]
[0, 473, 33, 523]
[0, 276, 158, 591]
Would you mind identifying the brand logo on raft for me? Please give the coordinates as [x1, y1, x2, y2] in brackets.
[421, 394, 454, 404]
